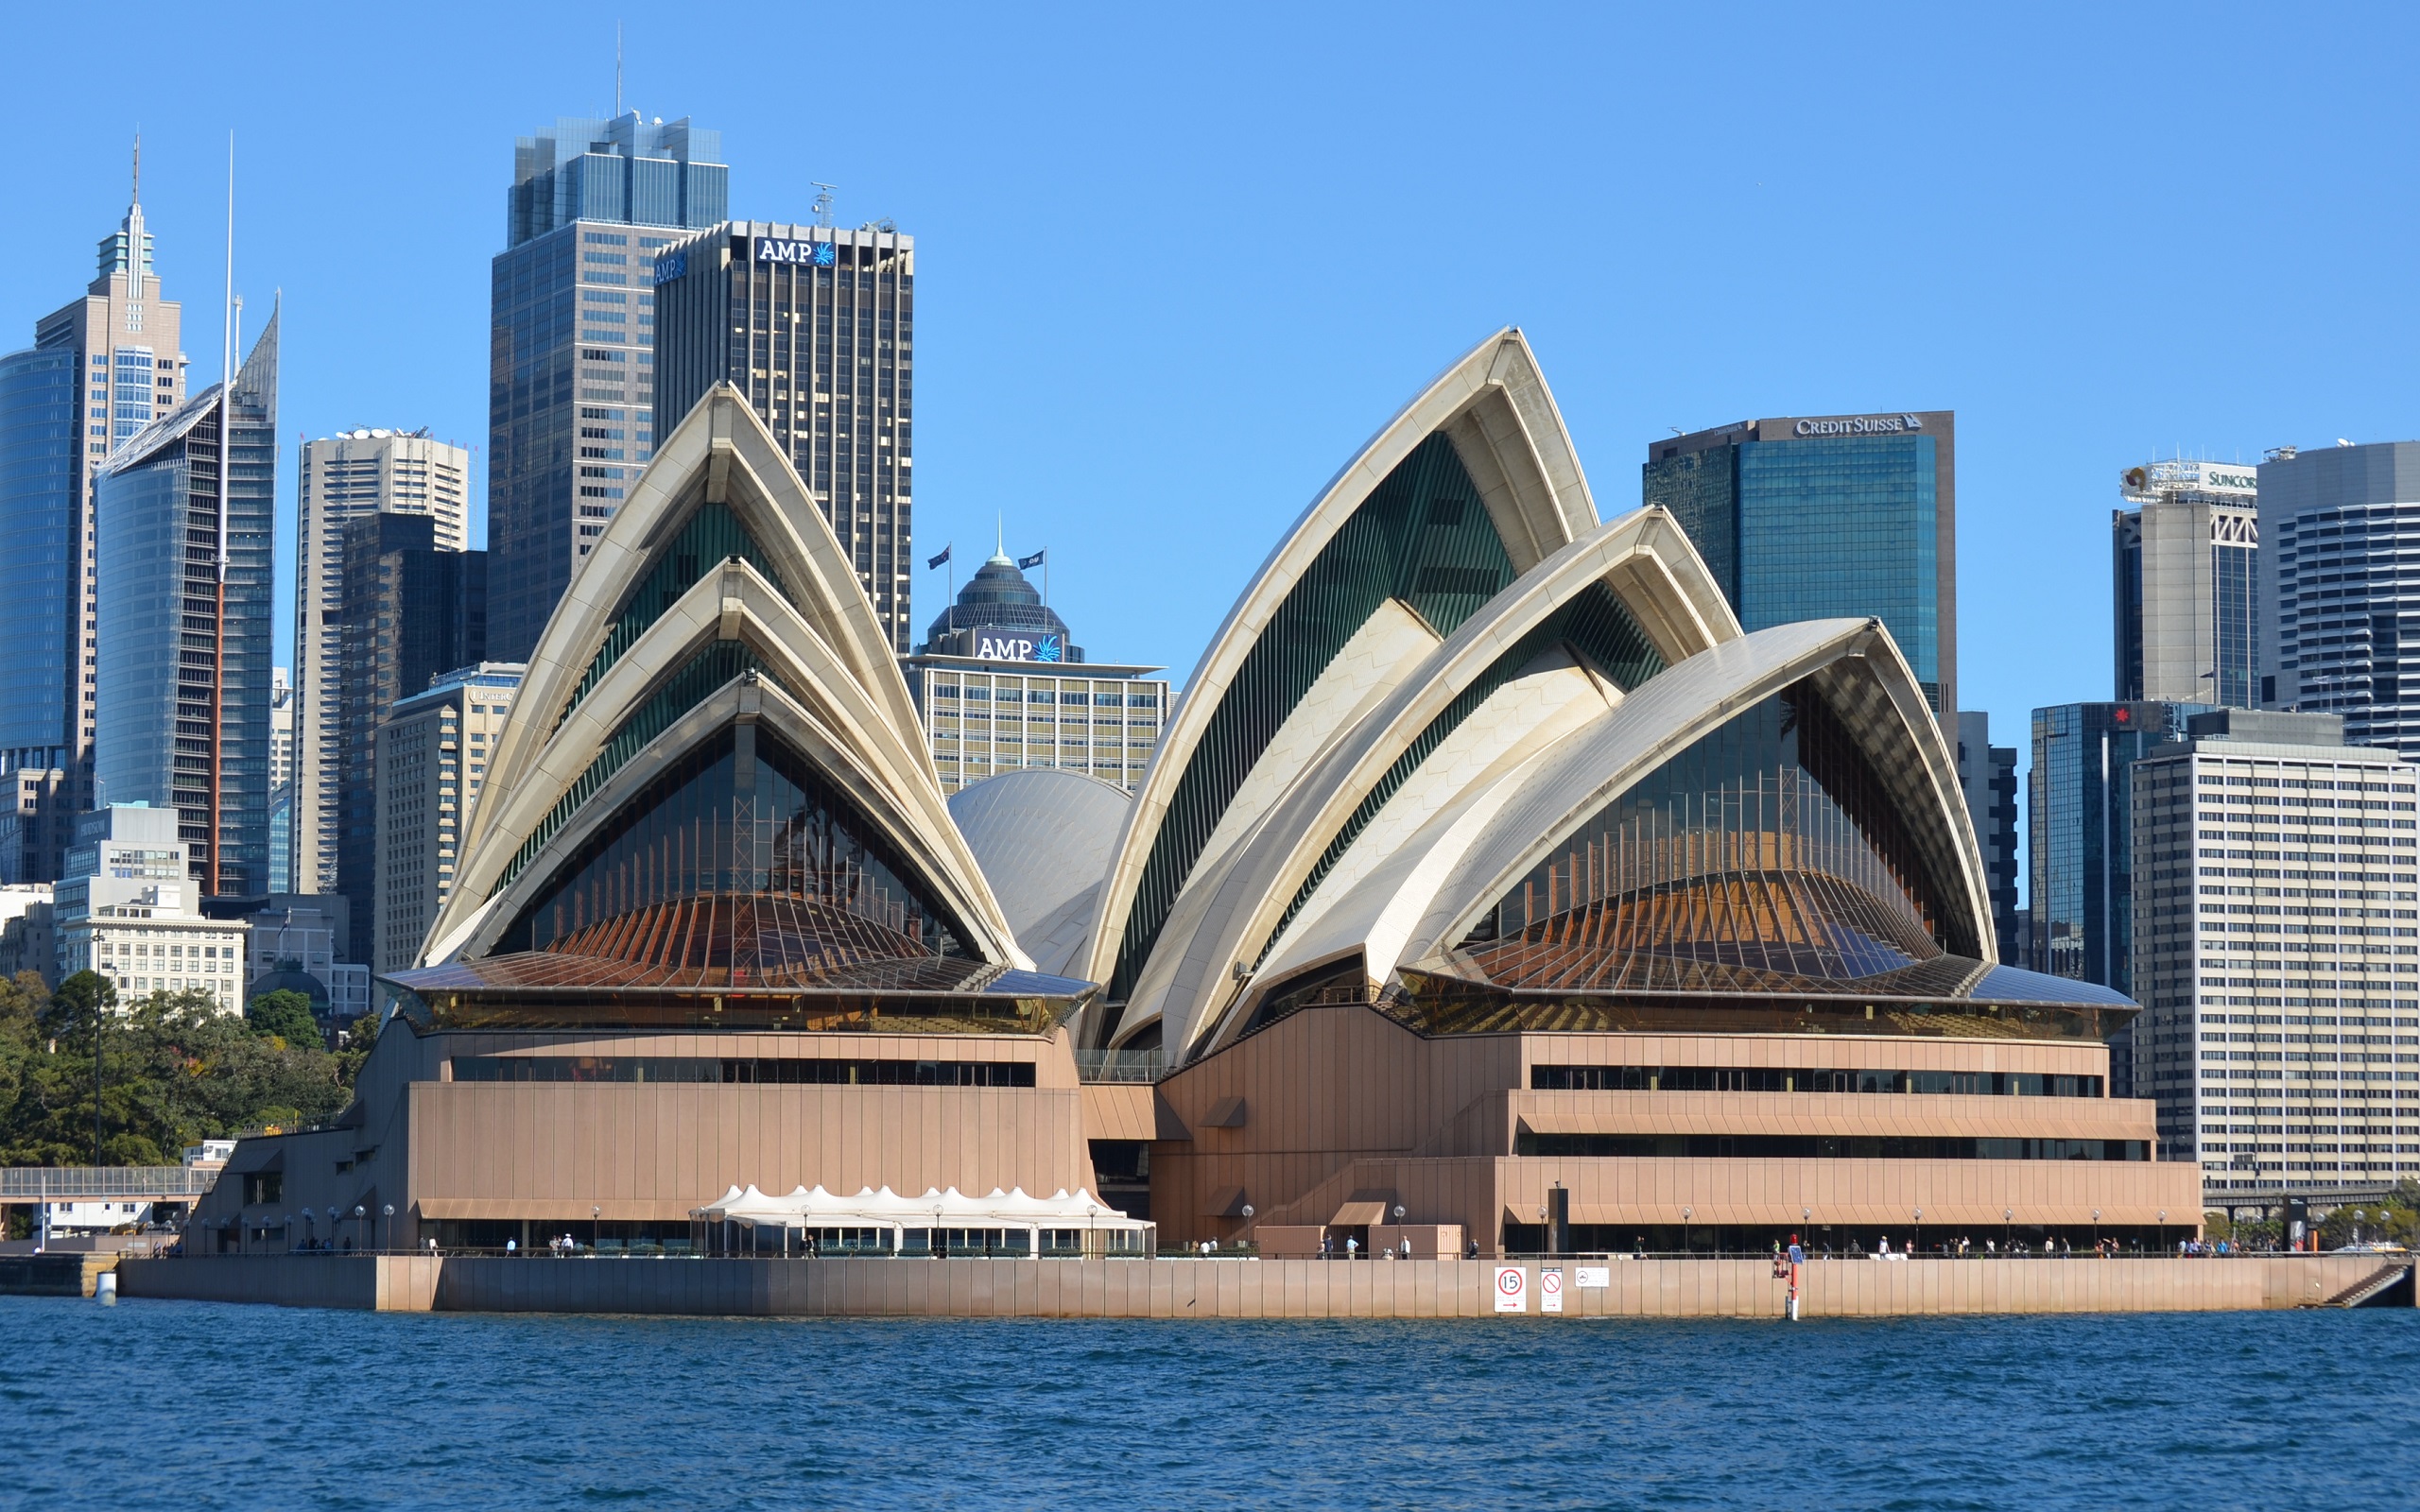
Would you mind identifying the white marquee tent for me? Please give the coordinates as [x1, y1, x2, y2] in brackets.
[697, 1184, 1153, 1256]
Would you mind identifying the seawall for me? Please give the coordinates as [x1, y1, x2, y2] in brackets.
[114, 1253, 2411, 1318]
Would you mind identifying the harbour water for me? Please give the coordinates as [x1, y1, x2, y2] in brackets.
[4, 1297, 2413, 1508]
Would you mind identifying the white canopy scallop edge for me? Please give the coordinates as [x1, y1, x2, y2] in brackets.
[700, 1183, 1150, 1233]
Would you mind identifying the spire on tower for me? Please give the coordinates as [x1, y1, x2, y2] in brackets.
[131, 130, 141, 207]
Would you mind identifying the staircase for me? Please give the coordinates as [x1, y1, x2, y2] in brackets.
[2315, 1263, 2412, 1309]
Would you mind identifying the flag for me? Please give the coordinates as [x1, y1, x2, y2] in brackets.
[926, 544, 952, 570]
[1017, 548, 1046, 570]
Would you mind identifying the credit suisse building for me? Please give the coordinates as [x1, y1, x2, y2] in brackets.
[1644, 412, 1957, 720]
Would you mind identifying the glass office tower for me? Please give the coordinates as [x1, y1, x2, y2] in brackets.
[333, 512, 488, 956]
[2258, 441, 2420, 758]
[1644, 412, 1956, 718]
[488, 114, 727, 662]
[651, 220, 917, 650]
[93, 312, 277, 897]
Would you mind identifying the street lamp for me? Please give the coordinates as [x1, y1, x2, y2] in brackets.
[2092, 1209, 2100, 1254]
[2003, 1208, 2013, 1253]
[1683, 1206, 1693, 1258]
[382, 1204, 394, 1253]
[1239, 1203, 1255, 1255]
[353, 1204, 364, 1251]
[1912, 1208, 1923, 1257]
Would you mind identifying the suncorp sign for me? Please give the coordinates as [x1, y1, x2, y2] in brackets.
[1792, 414, 1925, 438]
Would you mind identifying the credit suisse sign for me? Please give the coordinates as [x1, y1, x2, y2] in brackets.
[1791, 414, 1925, 438]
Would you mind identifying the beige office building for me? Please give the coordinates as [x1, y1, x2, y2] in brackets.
[14, 163, 189, 833]
[373, 663, 521, 975]
[292, 429, 471, 893]
[2113, 458, 2259, 707]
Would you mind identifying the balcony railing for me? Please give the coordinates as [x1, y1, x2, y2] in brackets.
[0, 1166, 221, 1200]
[1072, 1048, 1167, 1084]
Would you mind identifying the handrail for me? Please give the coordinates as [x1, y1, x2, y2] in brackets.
[0, 1167, 221, 1199]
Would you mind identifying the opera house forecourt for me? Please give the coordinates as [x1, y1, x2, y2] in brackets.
[181, 330, 2202, 1275]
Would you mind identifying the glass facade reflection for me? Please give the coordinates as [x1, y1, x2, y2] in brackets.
[1114, 433, 1517, 998]
[498, 724, 970, 963]
[0, 346, 77, 768]
[1644, 414, 1954, 716]
[93, 317, 278, 896]
[1460, 679, 1964, 994]
[490, 114, 728, 663]
[2027, 700, 2205, 996]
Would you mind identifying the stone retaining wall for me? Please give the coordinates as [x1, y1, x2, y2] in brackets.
[115, 1253, 2407, 1318]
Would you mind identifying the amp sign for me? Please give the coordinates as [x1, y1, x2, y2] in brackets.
[753, 236, 837, 267]
[973, 630, 1063, 664]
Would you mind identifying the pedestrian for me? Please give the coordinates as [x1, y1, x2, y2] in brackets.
[1346, 1236, 1358, 1259]
[506, 1237, 516, 1256]
[1465, 1237, 1478, 1259]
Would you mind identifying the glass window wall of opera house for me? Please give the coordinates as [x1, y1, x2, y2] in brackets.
[182, 334, 2200, 1261]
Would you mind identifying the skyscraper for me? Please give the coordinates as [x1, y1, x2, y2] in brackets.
[1954, 711, 2021, 964]
[2028, 699, 2209, 993]
[0, 159, 190, 876]
[488, 113, 728, 662]
[2258, 440, 2420, 757]
[652, 219, 917, 649]
[94, 310, 277, 897]
[373, 662, 521, 974]
[1643, 412, 1956, 718]
[2112, 457, 2258, 706]
[2125, 709, 2419, 1188]
[333, 512, 487, 957]
[292, 427, 471, 893]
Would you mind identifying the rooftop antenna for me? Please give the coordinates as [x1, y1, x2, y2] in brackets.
[131, 129, 140, 204]
[615, 22, 624, 117]
[811, 182, 837, 228]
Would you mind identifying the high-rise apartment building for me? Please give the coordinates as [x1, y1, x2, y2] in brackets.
[333, 514, 488, 956]
[94, 311, 277, 897]
[2126, 709, 2420, 1192]
[2258, 441, 2420, 758]
[653, 220, 917, 649]
[2112, 457, 2259, 706]
[0, 167, 190, 876]
[292, 428, 470, 894]
[900, 547, 1167, 795]
[489, 113, 727, 662]
[53, 804, 247, 1014]
[1955, 711, 2021, 964]
[1644, 412, 1956, 718]
[374, 663, 522, 973]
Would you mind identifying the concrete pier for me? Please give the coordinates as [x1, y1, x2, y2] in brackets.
[113, 1253, 2411, 1318]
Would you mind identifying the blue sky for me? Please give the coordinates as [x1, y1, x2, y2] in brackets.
[2, 2, 2414, 780]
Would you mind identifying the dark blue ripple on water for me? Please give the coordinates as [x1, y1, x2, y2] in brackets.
[1, 1298, 2414, 1510]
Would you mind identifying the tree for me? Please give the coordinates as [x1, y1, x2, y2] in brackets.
[245, 988, 323, 1050]
[2, 984, 364, 1167]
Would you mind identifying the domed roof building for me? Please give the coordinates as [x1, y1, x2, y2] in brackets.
[918, 537, 1080, 663]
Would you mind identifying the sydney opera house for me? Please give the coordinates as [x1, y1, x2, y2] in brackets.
[189, 332, 2200, 1259]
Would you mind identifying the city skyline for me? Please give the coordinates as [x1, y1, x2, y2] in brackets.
[2, 5, 2411, 795]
